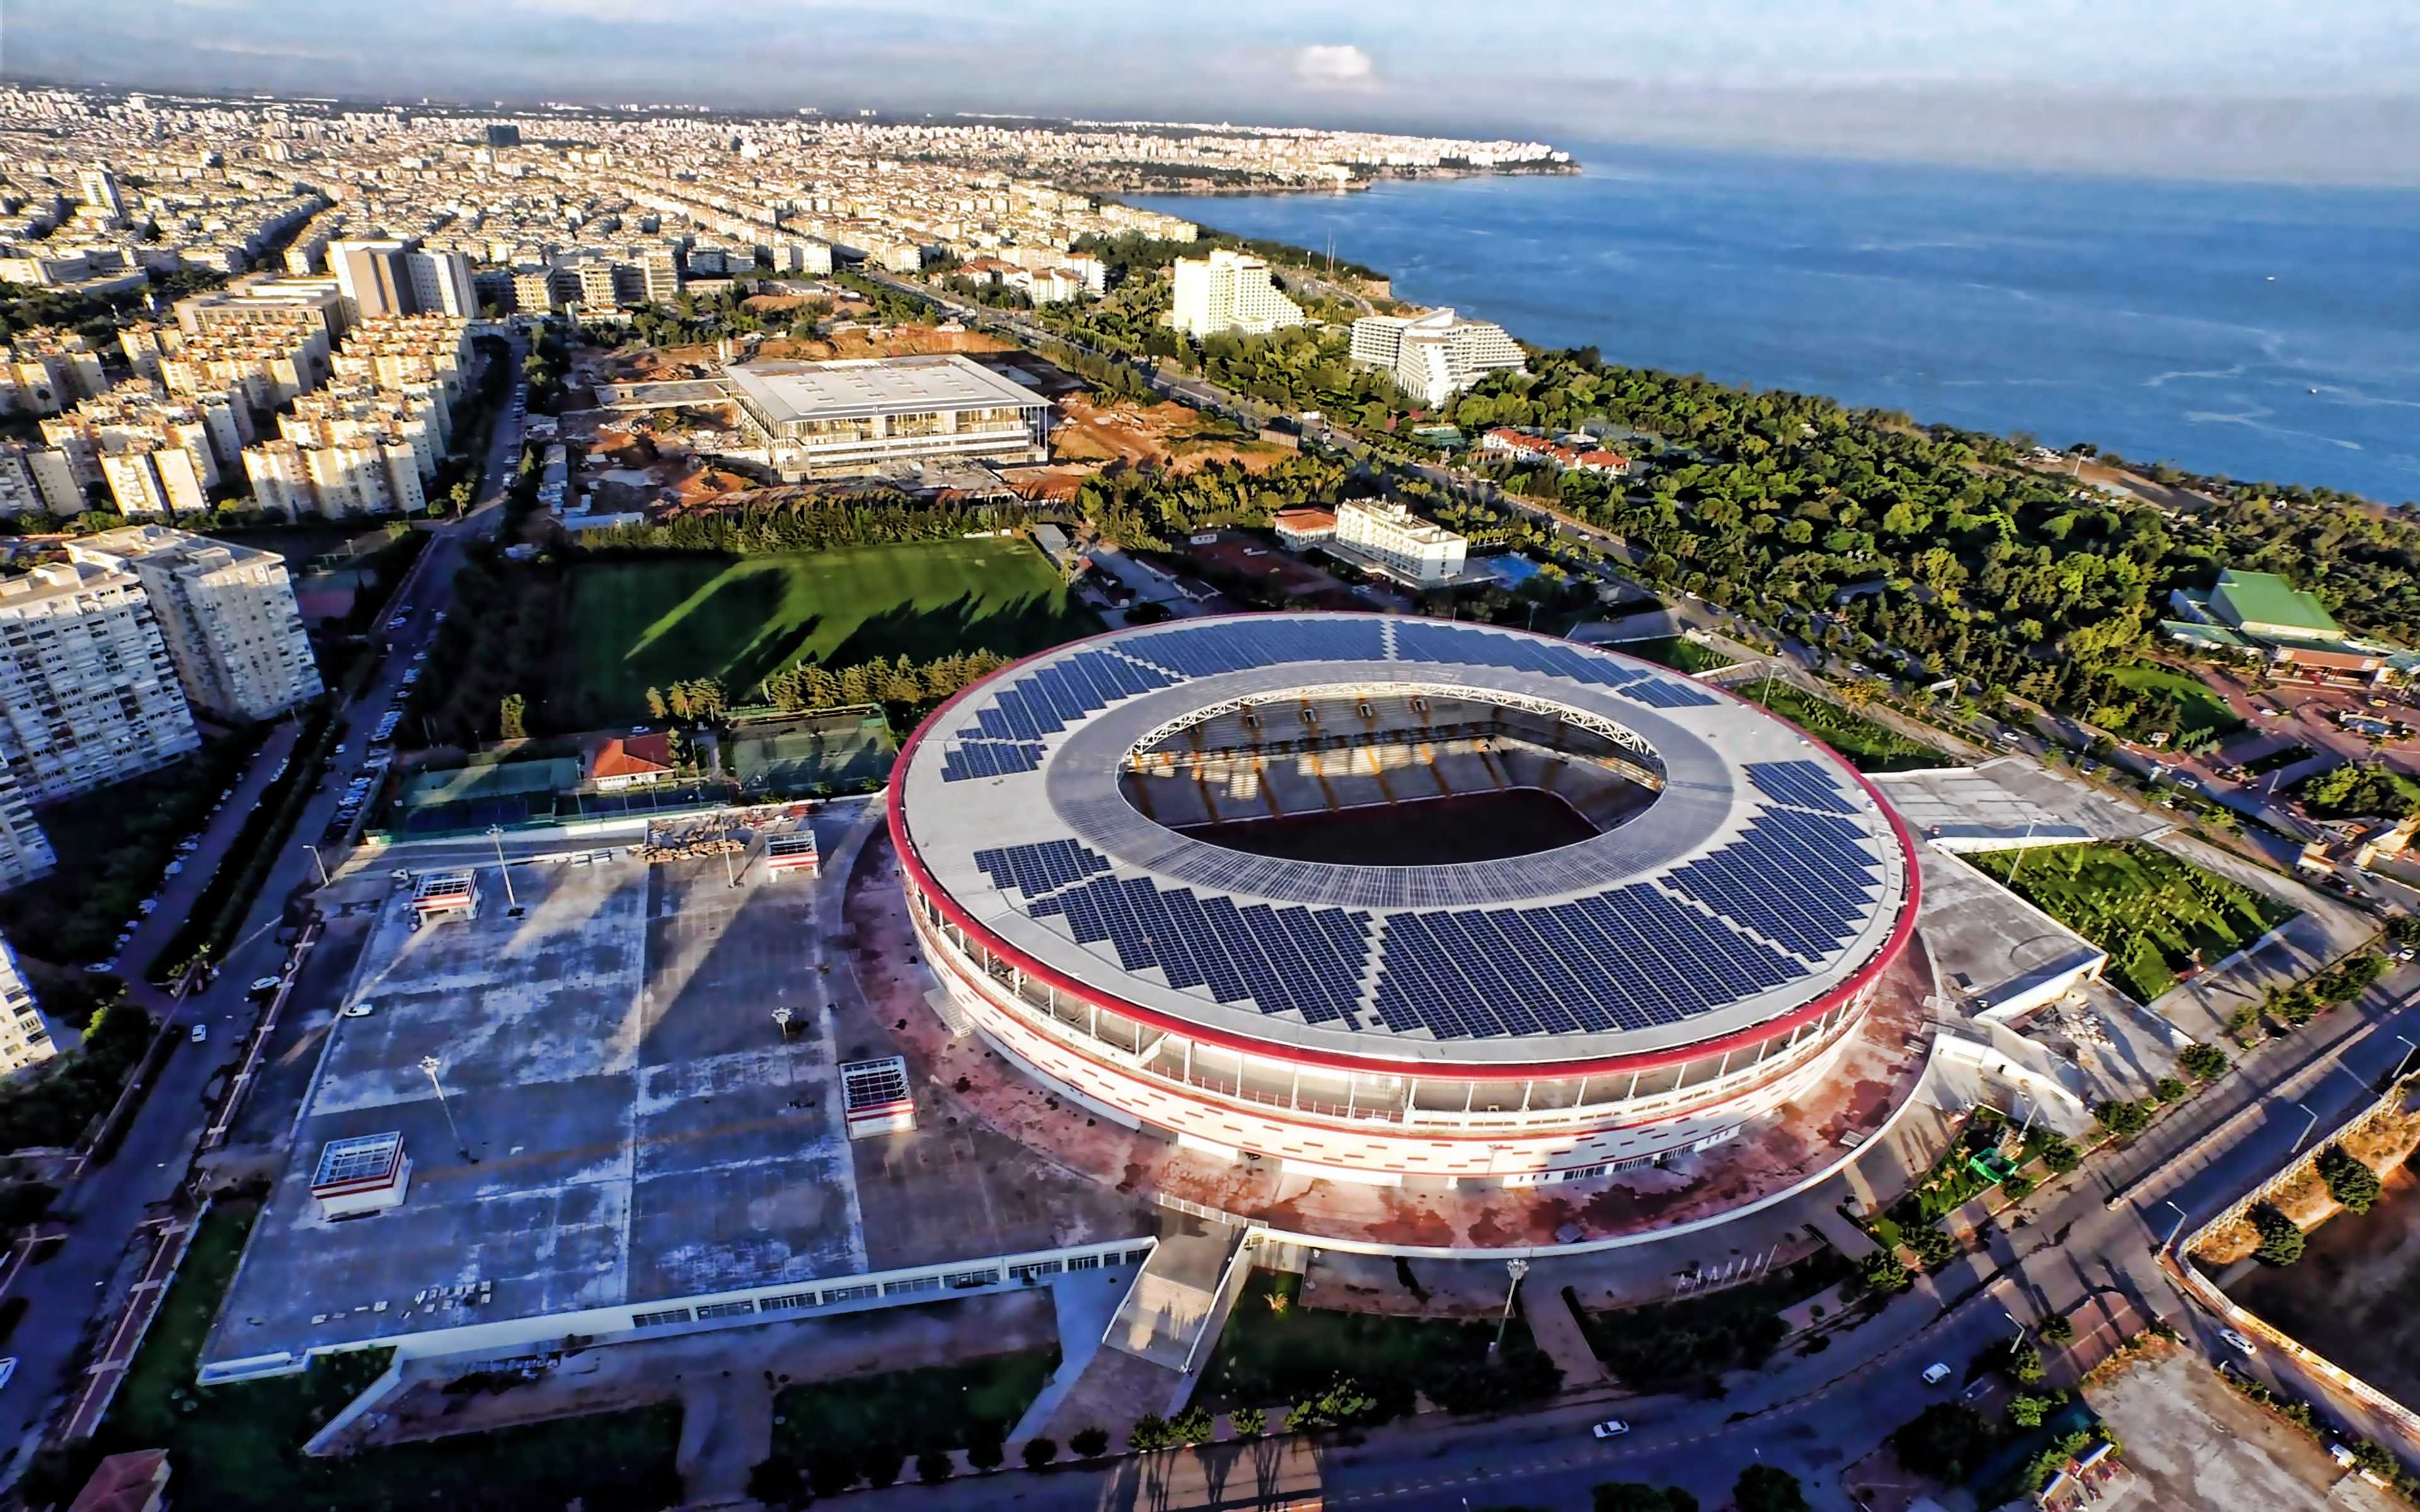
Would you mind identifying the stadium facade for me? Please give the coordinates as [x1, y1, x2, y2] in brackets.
[892, 614, 1920, 1184]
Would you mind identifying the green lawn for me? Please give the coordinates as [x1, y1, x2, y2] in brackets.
[1623, 636, 1734, 675]
[59, 1200, 684, 1512]
[2106, 663, 2244, 748]
[1193, 1271, 1547, 1415]
[554, 539, 1093, 728]
[1737, 679, 1951, 773]
[769, 1348, 1059, 1459]
[1969, 841, 2298, 1003]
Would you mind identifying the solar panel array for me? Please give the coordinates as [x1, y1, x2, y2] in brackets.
[1744, 759, 1859, 815]
[1664, 810, 1881, 962]
[1393, 620, 1717, 708]
[974, 838, 1373, 1024]
[936, 616, 1715, 782]
[1369, 883, 1812, 1037]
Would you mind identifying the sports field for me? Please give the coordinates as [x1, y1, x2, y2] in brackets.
[555, 539, 1091, 728]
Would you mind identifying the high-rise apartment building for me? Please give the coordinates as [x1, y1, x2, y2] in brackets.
[0, 444, 83, 515]
[0, 933, 56, 1076]
[0, 559, 200, 802]
[1170, 248, 1305, 338]
[99, 440, 211, 520]
[330, 239, 416, 323]
[1348, 308, 1526, 407]
[405, 249, 476, 318]
[71, 526, 322, 723]
[76, 166, 124, 221]
[640, 246, 683, 304]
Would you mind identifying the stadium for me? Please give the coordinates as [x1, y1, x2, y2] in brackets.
[890, 614, 1922, 1184]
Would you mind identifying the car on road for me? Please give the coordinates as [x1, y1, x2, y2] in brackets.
[189, 1024, 207, 1044]
[249, 976, 282, 998]
[1590, 1420, 1630, 1439]
[343, 1002, 376, 1018]
[1922, 1361, 1953, 1385]
[2220, 1328, 2259, 1356]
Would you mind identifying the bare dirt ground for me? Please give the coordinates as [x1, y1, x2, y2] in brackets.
[2087, 1347, 2398, 1511]
[1052, 394, 1294, 474]
[2223, 1162, 2420, 1408]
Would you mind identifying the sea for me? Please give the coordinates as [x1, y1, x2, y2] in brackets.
[1126, 147, 2420, 504]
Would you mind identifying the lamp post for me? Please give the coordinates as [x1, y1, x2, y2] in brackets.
[488, 824, 521, 915]
[2164, 1200, 2190, 1252]
[772, 1005, 792, 1043]
[421, 1055, 475, 1164]
[304, 844, 330, 888]
[2289, 1101, 2320, 1152]
[1491, 1257, 1530, 1355]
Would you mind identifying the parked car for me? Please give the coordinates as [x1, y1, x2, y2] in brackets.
[248, 976, 282, 998]
[1590, 1420, 1630, 1439]
[189, 1024, 207, 1044]
[2220, 1328, 2258, 1357]
[1922, 1361, 1952, 1385]
[343, 1002, 376, 1018]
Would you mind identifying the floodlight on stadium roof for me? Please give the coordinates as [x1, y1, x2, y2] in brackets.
[889, 613, 1921, 1177]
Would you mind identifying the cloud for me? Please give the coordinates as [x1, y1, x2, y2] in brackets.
[1294, 43, 1375, 89]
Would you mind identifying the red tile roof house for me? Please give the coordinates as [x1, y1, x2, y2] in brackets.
[585, 731, 676, 791]
[71, 1450, 169, 1512]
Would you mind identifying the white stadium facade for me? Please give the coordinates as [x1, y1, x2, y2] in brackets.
[891, 614, 1921, 1186]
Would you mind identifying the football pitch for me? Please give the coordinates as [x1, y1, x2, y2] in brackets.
[555, 538, 1092, 727]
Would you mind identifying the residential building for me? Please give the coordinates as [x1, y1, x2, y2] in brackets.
[75, 166, 125, 220]
[586, 732, 676, 791]
[0, 932, 54, 1076]
[405, 248, 476, 317]
[1478, 427, 1628, 476]
[1348, 308, 1524, 407]
[640, 246, 683, 304]
[510, 267, 560, 312]
[0, 444, 83, 515]
[0, 559, 200, 803]
[99, 439, 210, 519]
[1170, 248, 1305, 338]
[723, 354, 1052, 480]
[575, 259, 621, 309]
[66, 1448, 170, 1512]
[1329, 498, 1467, 586]
[71, 525, 323, 722]
[330, 238, 416, 322]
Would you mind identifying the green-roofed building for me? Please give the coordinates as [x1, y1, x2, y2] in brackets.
[2167, 568, 2407, 685]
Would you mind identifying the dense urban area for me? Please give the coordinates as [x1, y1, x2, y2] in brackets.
[0, 77, 2414, 1512]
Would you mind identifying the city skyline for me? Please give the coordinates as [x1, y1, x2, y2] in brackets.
[13, 0, 2420, 185]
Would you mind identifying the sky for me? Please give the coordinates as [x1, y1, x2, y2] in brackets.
[12, 0, 2420, 183]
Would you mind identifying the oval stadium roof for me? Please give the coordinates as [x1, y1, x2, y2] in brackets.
[892, 614, 1920, 1072]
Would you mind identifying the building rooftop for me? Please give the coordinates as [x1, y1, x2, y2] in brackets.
[722, 353, 1047, 423]
[2212, 568, 2340, 634]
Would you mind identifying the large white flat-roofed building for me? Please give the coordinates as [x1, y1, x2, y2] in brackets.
[723, 355, 1052, 480]
[1330, 498, 1469, 586]
[1171, 248, 1305, 339]
[1349, 308, 1525, 407]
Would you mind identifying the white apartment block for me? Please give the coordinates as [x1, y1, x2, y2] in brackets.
[1170, 248, 1305, 339]
[0, 933, 56, 1076]
[100, 440, 211, 519]
[0, 774, 55, 894]
[244, 435, 424, 518]
[1349, 307, 1525, 407]
[1331, 498, 1468, 587]
[640, 246, 683, 304]
[0, 559, 200, 803]
[406, 248, 477, 318]
[71, 525, 323, 723]
[0, 444, 83, 515]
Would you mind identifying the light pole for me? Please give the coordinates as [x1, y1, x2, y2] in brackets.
[488, 824, 521, 915]
[2164, 1200, 2190, 1252]
[2289, 1101, 2320, 1152]
[1491, 1257, 1530, 1354]
[723, 829, 740, 889]
[421, 1055, 476, 1163]
[304, 844, 330, 888]
[772, 1005, 793, 1043]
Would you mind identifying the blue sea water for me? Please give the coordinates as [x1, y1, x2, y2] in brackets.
[1126, 149, 2420, 503]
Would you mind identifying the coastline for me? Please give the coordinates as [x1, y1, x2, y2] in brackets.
[1090, 161, 1581, 198]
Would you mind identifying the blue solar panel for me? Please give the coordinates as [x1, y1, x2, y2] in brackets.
[1663, 812, 1879, 962]
[940, 741, 1044, 782]
[1121, 618, 1388, 679]
[993, 864, 1371, 1025]
[1746, 760, 1860, 815]
[952, 648, 1175, 753]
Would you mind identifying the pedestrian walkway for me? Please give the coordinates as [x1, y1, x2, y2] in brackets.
[1517, 1281, 1608, 1387]
[1010, 1265, 1144, 1442]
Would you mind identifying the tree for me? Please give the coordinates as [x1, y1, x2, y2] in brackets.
[804, 1448, 856, 1498]
[2008, 1392, 2056, 1429]
[1021, 1437, 1059, 1470]
[965, 1428, 1006, 1472]
[498, 692, 527, 741]
[1891, 1402, 1991, 1481]
[1069, 1427, 1110, 1459]
[914, 1446, 953, 1484]
[2000, 1172, 2036, 1202]
[860, 1443, 904, 1489]
[1128, 1414, 1172, 1452]
[1733, 1463, 1811, 1512]
[2251, 1202, 2307, 1266]
[2003, 1341, 2045, 1385]
[2037, 1135, 2082, 1176]
[744, 1455, 808, 1510]
[1861, 1249, 1912, 1295]
[2037, 1314, 2075, 1345]
[1227, 1406, 1266, 1438]
[2153, 1075, 2189, 1103]
[2318, 1144, 2383, 1215]
[1593, 1484, 1700, 1512]
[645, 685, 669, 721]
[2095, 1098, 2152, 1138]
[2178, 1042, 2230, 1082]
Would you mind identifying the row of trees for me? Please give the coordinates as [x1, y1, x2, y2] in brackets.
[758, 651, 1011, 717]
[1078, 453, 1354, 551]
[582, 492, 1030, 554]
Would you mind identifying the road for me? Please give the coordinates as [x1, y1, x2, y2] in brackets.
[0, 332, 527, 1487]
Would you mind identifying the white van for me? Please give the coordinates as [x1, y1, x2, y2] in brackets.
[1922, 1362, 1952, 1386]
